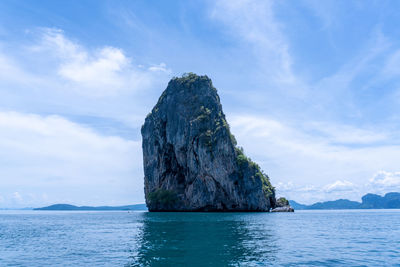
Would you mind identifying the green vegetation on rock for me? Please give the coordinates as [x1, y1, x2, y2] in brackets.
[172, 72, 214, 89]
[142, 73, 276, 211]
[223, 117, 237, 146]
[148, 189, 178, 207]
[196, 106, 212, 121]
[235, 146, 275, 198]
[276, 197, 289, 207]
[180, 74, 276, 200]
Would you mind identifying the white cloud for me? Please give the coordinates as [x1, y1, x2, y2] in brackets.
[12, 192, 23, 203]
[367, 171, 400, 194]
[0, 28, 174, 207]
[383, 49, 400, 77]
[323, 180, 355, 193]
[229, 114, 400, 203]
[0, 111, 144, 208]
[304, 29, 392, 118]
[0, 28, 172, 136]
[276, 180, 358, 204]
[301, 0, 338, 29]
[211, 0, 307, 97]
[59, 47, 128, 83]
[298, 186, 318, 193]
[210, 2, 400, 204]
[305, 122, 389, 145]
[277, 173, 400, 204]
[0, 52, 42, 87]
[30, 28, 165, 96]
[275, 181, 295, 191]
[148, 62, 170, 73]
[1, 4, 400, 208]
[211, 0, 397, 126]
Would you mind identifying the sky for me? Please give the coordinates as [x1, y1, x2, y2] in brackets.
[1, 0, 400, 208]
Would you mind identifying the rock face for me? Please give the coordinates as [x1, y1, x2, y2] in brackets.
[271, 206, 294, 212]
[271, 197, 294, 212]
[141, 73, 275, 211]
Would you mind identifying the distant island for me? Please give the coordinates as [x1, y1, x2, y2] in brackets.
[20, 192, 400, 211]
[291, 192, 400, 210]
[34, 204, 147, 211]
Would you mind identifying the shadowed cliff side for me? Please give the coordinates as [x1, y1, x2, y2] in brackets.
[141, 73, 275, 211]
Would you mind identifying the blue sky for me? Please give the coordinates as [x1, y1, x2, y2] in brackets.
[1, 0, 400, 207]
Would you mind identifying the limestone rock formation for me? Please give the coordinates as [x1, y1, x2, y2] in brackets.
[141, 73, 275, 211]
[271, 197, 294, 212]
[271, 206, 294, 212]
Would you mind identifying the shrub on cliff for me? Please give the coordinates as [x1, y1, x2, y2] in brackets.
[235, 146, 275, 198]
[276, 197, 289, 207]
[148, 189, 178, 208]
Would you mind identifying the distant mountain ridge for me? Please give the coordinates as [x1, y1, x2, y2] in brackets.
[34, 204, 147, 211]
[291, 192, 400, 210]
[28, 192, 400, 211]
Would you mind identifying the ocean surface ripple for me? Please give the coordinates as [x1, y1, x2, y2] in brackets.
[0, 210, 399, 266]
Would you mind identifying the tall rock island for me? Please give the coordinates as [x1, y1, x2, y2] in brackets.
[141, 73, 276, 211]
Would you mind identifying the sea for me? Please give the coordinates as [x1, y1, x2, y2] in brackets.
[0, 210, 399, 266]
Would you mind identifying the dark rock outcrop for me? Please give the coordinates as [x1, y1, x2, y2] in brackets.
[271, 197, 294, 212]
[276, 197, 289, 207]
[271, 206, 294, 212]
[141, 73, 275, 211]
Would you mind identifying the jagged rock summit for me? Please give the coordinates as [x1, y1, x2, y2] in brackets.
[141, 73, 276, 211]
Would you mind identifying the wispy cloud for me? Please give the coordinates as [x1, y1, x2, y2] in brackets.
[310, 28, 391, 112]
[301, 0, 339, 29]
[367, 171, 400, 194]
[2, 1, 400, 206]
[304, 121, 390, 145]
[210, 0, 307, 98]
[30, 28, 169, 97]
[209, 1, 400, 204]
[0, 28, 173, 131]
[277, 172, 400, 204]
[276, 180, 360, 204]
[323, 180, 355, 193]
[383, 49, 400, 78]
[0, 27, 175, 207]
[0, 111, 144, 207]
[12, 192, 23, 203]
[230, 114, 400, 203]
[0, 50, 42, 87]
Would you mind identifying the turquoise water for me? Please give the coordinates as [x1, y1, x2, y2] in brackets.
[0, 210, 399, 266]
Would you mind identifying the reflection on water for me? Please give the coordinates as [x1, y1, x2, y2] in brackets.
[2, 210, 399, 266]
[129, 212, 278, 266]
